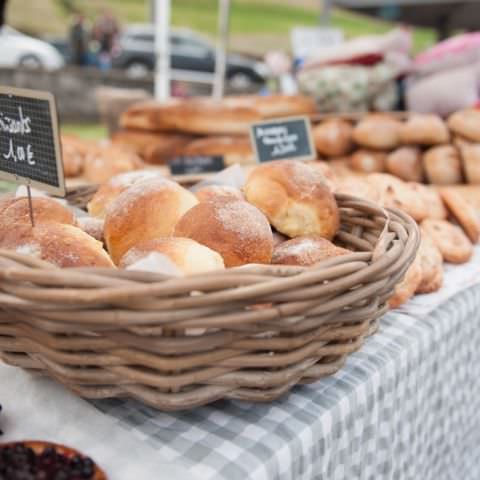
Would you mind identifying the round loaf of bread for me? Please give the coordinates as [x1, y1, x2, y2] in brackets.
[271, 235, 349, 266]
[182, 136, 254, 166]
[312, 119, 353, 157]
[350, 149, 386, 174]
[76, 216, 104, 242]
[104, 178, 198, 264]
[87, 169, 165, 219]
[423, 145, 463, 185]
[308, 161, 336, 191]
[0, 196, 75, 232]
[119, 237, 225, 275]
[174, 198, 273, 267]
[244, 160, 339, 239]
[60, 134, 85, 177]
[0, 223, 114, 268]
[447, 109, 480, 142]
[195, 185, 244, 203]
[352, 114, 401, 150]
[386, 147, 423, 182]
[400, 114, 450, 145]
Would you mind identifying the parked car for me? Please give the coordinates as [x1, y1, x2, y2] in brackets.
[0, 26, 64, 70]
[112, 25, 270, 88]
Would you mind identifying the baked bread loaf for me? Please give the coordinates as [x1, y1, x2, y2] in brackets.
[104, 178, 198, 264]
[388, 257, 422, 309]
[416, 231, 443, 294]
[456, 140, 480, 184]
[195, 185, 244, 202]
[423, 145, 463, 185]
[87, 169, 165, 219]
[0, 223, 114, 268]
[271, 235, 349, 266]
[244, 160, 339, 239]
[111, 129, 192, 165]
[421, 219, 473, 264]
[182, 136, 255, 166]
[447, 109, 480, 142]
[174, 198, 273, 267]
[400, 114, 450, 145]
[352, 114, 401, 150]
[308, 161, 336, 191]
[350, 149, 386, 173]
[83, 144, 144, 184]
[77, 216, 104, 242]
[386, 147, 423, 182]
[61, 134, 86, 177]
[0, 196, 75, 231]
[119, 237, 225, 274]
[120, 98, 261, 136]
[312, 119, 353, 157]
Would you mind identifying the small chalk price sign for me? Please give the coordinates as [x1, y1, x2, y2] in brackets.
[250, 116, 315, 163]
[170, 155, 225, 175]
[0, 86, 65, 197]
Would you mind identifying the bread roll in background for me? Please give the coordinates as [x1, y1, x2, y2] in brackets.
[119, 237, 225, 275]
[0, 223, 114, 268]
[447, 109, 480, 142]
[60, 134, 86, 177]
[352, 114, 401, 150]
[386, 147, 424, 182]
[104, 178, 198, 264]
[308, 161, 336, 191]
[0, 197, 75, 232]
[350, 149, 386, 174]
[195, 185, 244, 203]
[334, 175, 381, 204]
[174, 198, 273, 267]
[423, 145, 463, 185]
[182, 136, 255, 166]
[400, 114, 450, 145]
[456, 140, 480, 184]
[271, 235, 350, 266]
[244, 160, 339, 239]
[312, 119, 354, 157]
[87, 169, 164, 219]
[83, 144, 144, 184]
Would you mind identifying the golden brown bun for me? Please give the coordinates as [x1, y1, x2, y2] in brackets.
[447, 109, 480, 142]
[312, 119, 353, 157]
[244, 160, 339, 239]
[87, 169, 165, 219]
[408, 183, 447, 220]
[416, 231, 443, 294]
[0, 223, 114, 268]
[174, 198, 273, 267]
[456, 140, 480, 184]
[119, 237, 225, 274]
[350, 149, 386, 174]
[421, 219, 473, 264]
[111, 129, 192, 165]
[271, 235, 349, 266]
[60, 134, 86, 177]
[400, 114, 450, 145]
[223, 94, 316, 118]
[104, 178, 198, 264]
[352, 114, 401, 150]
[120, 98, 261, 136]
[195, 185, 244, 203]
[423, 145, 463, 185]
[83, 144, 144, 184]
[386, 147, 424, 182]
[0, 196, 75, 231]
[388, 256, 422, 309]
[182, 136, 255, 166]
[77, 216, 104, 242]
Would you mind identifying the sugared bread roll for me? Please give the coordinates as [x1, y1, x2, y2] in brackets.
[174, 198, 273, 267]
[312, 119, 354, 157]
[195, 185, 244, 203]
[244, 160, 339, 239]
[423, 145, 463, 185]
[76, 216, 104, 242]
[350, 150, 386, 173]
[0, 223, 114, 268]
[0, 197, 75, 231]
[272, 235, 349, 266]
[104, 178, 198, 264]
[400, 114, 450, 145]
[119, 237, 224, 275]
[87, 169, 164, 219]
[386, 147, 423, 182]
[447, 109, 480, 142]
[352, 114, 401, 150]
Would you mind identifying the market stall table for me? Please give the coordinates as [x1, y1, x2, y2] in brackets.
[2, 248, 480, 480]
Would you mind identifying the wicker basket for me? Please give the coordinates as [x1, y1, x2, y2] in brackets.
[0, 194, 419, 411]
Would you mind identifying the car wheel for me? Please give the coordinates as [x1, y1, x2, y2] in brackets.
[126, 61, 151, 78]
[228, 71, 255, 91]
[19, 55, 43, 69]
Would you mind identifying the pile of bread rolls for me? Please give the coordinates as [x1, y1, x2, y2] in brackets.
[313, 108, 480, 185]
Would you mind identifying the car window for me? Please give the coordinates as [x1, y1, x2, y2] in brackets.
[171, 36, 212, 57]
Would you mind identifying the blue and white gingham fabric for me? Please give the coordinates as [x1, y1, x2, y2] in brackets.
[94, 248, 480, 480]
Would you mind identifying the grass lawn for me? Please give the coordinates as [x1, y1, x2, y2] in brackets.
[62, 122, 108, 140]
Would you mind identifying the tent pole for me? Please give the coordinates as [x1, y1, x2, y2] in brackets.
[154, 0, 171, 101]
[213, 0, 231, 100]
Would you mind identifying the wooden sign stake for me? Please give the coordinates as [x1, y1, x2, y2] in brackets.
[26, 184, 35, 227]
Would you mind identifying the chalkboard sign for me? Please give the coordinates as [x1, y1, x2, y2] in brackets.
[170, 156, 225, 175]
[0, 86, 65, 196]
[250, 116, 315, 163]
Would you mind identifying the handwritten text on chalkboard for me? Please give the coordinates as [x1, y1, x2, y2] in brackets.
[1, 107, 35, 165]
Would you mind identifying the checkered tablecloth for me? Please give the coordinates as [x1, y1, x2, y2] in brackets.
[92, 249, 480, 480]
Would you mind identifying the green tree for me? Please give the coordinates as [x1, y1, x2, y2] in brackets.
[56, 0, 77, 15]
